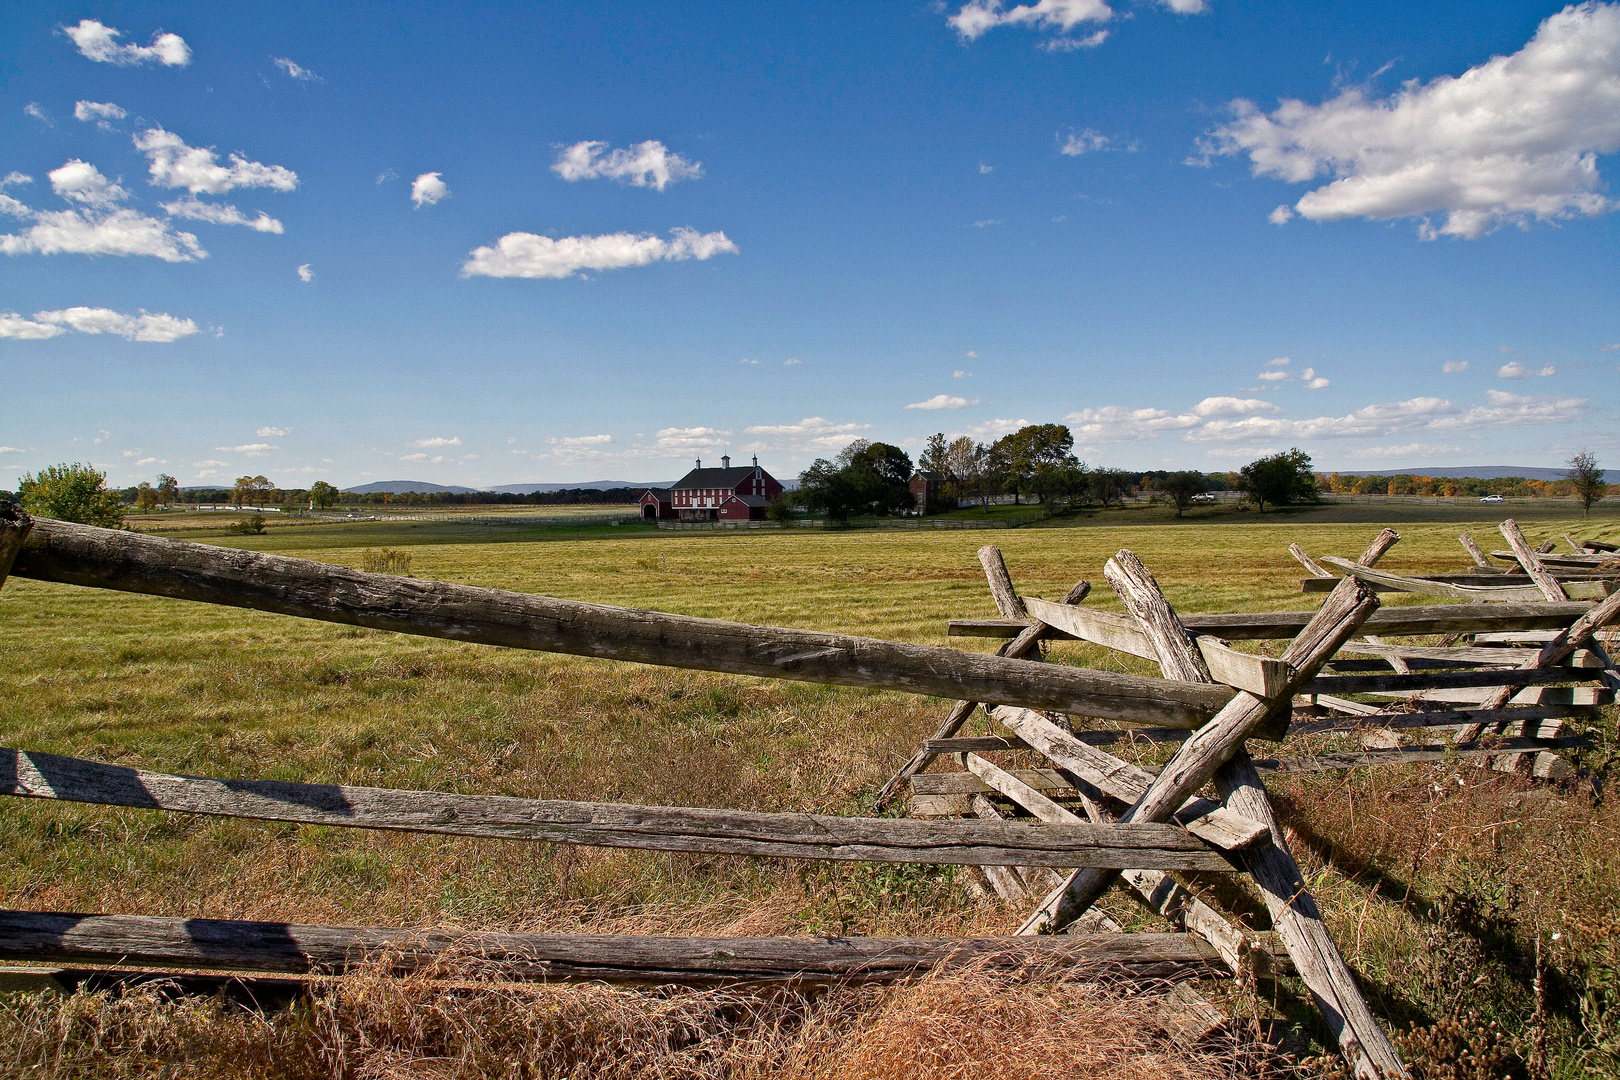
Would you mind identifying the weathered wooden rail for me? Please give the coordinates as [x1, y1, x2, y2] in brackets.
[9, 517, 1230, 729]
[0, 912, 1221, 984]
[0, 748, 1237, 871]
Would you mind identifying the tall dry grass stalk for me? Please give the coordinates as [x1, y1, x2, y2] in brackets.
[0, 960, 1256, 1080]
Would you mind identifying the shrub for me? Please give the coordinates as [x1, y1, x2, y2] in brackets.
[17, 462, 124, 527]
[361, 548, 413, 575]
[230, 514, 267, 535]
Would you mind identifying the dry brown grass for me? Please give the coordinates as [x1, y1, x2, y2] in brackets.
[0, 961, 1253, 1080]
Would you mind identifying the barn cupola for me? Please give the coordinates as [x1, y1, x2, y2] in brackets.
[721, 454, 731, 468]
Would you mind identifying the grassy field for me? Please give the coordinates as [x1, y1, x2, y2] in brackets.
[2, 512, 1618, 1077]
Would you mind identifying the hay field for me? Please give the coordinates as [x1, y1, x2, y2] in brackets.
[2, 515, 1618, 1077]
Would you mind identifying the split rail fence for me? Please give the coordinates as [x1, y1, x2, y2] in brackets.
[0, 504, 1615, 1079]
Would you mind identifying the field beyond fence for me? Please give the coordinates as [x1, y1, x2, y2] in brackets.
[1, 512, 1617, 1078]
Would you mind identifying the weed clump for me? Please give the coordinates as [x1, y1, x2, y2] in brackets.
[360, 548, 413, 575]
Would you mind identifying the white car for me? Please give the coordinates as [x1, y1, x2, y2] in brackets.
[1190, 492, 1219, 502]
[1479, 494, 1505, 503]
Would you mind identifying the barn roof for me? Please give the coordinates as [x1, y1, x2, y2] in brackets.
[671, 466, 770, 490]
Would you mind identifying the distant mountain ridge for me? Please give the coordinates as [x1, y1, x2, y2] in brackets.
[1330, 465, 1616, 482]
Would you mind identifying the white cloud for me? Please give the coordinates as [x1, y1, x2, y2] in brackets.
[1266, 357, 1291, 367]
[958, 417, 1030, 438]
[971, 219, 1003, 228]
[218, 443, 277, 456]
[1498, 361, 1527, 378]
[545, 434, 615, 463]
[0, 314, 65, 339]
[0, 447, 25, 454]
[50, 160, 128, 207]
[398, 452, 428, 463]
[979, 163, 994, 174]
[409, 437, 462, 448]
[905, 394, 979, 410]
[1189, 397, 1455, 442]
[954, 369, 972, 378]
[1347, 442, 1466, 459]
[462, 227, 738, 280]
[1301, 367, 1331, 389]
[411, 172, 449, 208]
[966, 350, 978, 358]
[73, 101, 126, 123]
[743, 418, 868, 439]
[1430, 389, 1587, 429]
[63, 20, 191, 67]
[949, 0, 1112, 41]
[24, 103, 52, 126]
[1181, 391, 1588, 443]
[0, 201, 204, 261]
[297, 263, 314, 283]
[949, 0, 1202, 44]
[135, 457, 160, 466]
[552, 140, 702, 191]
[1, 306, 199, 342]
[272, 57, 320, 81]
[1193, 396, 1281, 417]
[1598, 343, 1619, 351]
[160, 196, 284, 233]
[1442, 360, 1470, 373]
[1257, 370, 1290, 382]
[783, 357, 801, 366]
[1204, 3, 1620, 238]
[1268, 204, 1294, 225]
[654, 426, 730, 452]
[1059, 129, 1113, 155]
[1040, 30, 1110, 51]
[256, 426, 290, 437]
[1064, 405, 1200, 442]
[134, 127, 299, 195]
[739, 357, 760, 365]
[2, 173, 30, 188]
[192, 459, 229, 468]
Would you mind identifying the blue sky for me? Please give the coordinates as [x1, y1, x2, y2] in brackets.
[2, 1, 1618, 488]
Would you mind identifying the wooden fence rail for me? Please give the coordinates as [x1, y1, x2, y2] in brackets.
[9, 517, 1231, 729]
[0, 911, 1223, 984]
[948, 600, 1597, 641]
[0, 748, 1236, 872]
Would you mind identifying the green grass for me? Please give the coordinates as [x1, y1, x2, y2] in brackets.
[1, 513, 1618, 1075]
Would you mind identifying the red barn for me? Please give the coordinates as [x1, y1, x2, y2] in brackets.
[640, 455, 784, 521]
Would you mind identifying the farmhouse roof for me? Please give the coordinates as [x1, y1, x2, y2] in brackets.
[642, 487, 672, 499]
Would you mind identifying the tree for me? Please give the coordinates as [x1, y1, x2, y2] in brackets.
[309, 480, 340, 510]
[843, 441, 914, 515]
[943, 437, 991, 510]
[918, 433, 949, 476]
[1090, 468, 1131, 509]
[1567, 450, 1605, 516]
[135, 481, 159, 513]
[156, 473, 179, 508]
[795, 458, 862, 522]
[17, 463, 125, 527]
[233, 474, 273, 508]
[1028, 462, 1088, 510]
[991, 424, 1077, 505]
[1156, 471, 1208, 517]
[765, 494, 797, 523]
[1238, 448, 1318, 512]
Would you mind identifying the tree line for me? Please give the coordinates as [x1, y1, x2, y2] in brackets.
[4, 445, 1610, 528]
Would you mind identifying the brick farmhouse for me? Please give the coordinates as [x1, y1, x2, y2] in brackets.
[640, 455, 784, 521]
